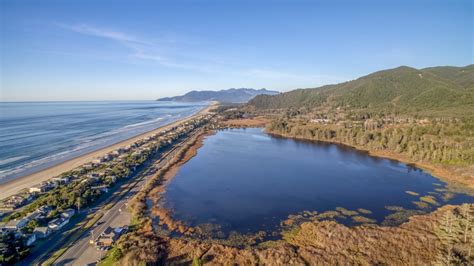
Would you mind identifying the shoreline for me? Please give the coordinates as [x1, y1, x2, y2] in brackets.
[265, 130, 474, 193]
[0, 102, 217, 200]
[148, 129, 215, 235]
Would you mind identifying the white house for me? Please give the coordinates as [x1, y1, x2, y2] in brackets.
[61, 208, 76, 219]
[48, 217, 69, 231]
[33, 227, 50, 238]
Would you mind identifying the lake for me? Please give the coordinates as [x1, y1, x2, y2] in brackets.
[0, 101, 206, 183]
[161, 128, 474, 235]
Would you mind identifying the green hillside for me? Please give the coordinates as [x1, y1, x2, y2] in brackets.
[423, 65, 474, 89]
[249, 65, 474, 117]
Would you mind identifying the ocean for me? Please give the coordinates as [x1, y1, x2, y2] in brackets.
[0, 101, 206, 183]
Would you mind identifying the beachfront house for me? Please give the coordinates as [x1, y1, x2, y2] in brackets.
[33, 226, 50, 238]
[51, 176, 71, 184]
[37, 205, 53, 218]
[92, 157, 105, 164]
[24, 211, 41, 221]
[48, 217, 69, 231]
[83, 173, 100, 184]
[83, 163, 94, 170]
[61, 208, 76, 219]
[2, 218, 29, 231]
[111, 149, 123, 156]
[91, 185, 109, 193]
[29, 183, 50, 193]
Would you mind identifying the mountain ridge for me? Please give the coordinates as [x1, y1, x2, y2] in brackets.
[248, 65, 474, 116]
[157, 88, 279, 103]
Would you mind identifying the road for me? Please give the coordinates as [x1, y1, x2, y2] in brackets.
[52, 131, 200, 266]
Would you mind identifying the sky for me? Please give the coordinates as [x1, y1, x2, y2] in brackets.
[1, 0, 472, 101]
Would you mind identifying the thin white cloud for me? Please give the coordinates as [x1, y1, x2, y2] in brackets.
[57, 23, 150, 45]
[57, 23, 215, 72]
[55, 23, 345, 88]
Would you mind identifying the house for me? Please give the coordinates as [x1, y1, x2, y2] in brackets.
[91, 185, 109, 193]
[3, 218, 29, 231]
[95, 226, 123, 247]
[92, 159, 102, 164]
[51, 176, 70, 184]
[0, 195, 27, 210]
[48, 217, 69, 231]
[83, 163, 94, 170]
[37, 205, 53, 217]
[33, 227, 50, 238]
[82, 173, 100, 184]
[44, 180, 59, 189]
[61, 208, 75, 219]
[29, 183, 50, 193]
[24, 211, 41, 221]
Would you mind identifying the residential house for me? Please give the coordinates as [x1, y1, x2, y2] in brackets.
[2, 218, 29, 231]
[92, 158, 105, 164]
[91, 185, 109, 193]
[48, 217, 69, 231]
[51, 176, 71, 184]
[29, 183, 50, 193]
[33, 226, 50, 238]
[37, 205, 53, 218]
[95, 226, 124, 247]
[61, 208, 75, 219]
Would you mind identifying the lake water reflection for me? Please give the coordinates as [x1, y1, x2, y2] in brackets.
[161, 128, 474, 234]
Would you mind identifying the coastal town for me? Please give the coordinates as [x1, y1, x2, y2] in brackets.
[0, 112, 215, 263]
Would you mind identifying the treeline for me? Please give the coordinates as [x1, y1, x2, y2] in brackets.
[267, 118, 474, 167]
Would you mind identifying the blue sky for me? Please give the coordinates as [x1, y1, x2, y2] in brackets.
[1, 0, 472, 101]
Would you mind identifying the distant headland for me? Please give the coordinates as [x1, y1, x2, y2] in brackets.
[157, 88, 279, 103]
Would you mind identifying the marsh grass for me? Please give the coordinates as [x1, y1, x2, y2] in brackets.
[336, 207, 359, 216]
[412, 201, 430, 209]
[382, 209, 425, 226]
[385, 205, 405, 212]
[351, 215, 376, 224]
[405, 191, 420, 196]
[357, 208, 373, 214]
[420, 195, 439, 205]
[317, 210, 343, 219]
[441, 192, 454, 202]
[281, 226, 301, 242]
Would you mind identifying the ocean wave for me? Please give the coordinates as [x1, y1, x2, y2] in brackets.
[123, 115, 170, 129]
[0, 156, 29, 166]
[0, 112, 185, 181]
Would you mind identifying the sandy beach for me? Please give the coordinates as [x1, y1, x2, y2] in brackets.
[0, 102, 216, 200]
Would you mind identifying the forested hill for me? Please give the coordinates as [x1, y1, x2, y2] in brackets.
[158, 88, 279, 103]
[249, 65, 474, 117]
